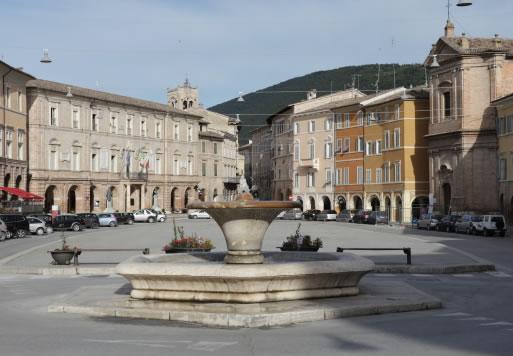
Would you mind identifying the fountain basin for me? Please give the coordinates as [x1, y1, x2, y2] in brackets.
[116, 252, 375, 303]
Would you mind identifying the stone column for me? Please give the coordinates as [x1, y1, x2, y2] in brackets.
[126, 184, 131, 212]
[141, 184, 146, 209]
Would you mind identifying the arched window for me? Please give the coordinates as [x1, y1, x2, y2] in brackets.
[439, 81, 452, 120]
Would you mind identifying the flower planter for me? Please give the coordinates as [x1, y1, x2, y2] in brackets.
[49, 250, 80, 265]
[279, 246, 320, 252]
[165, 248, 212, 254]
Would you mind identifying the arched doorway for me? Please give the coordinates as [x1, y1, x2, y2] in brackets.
[15, 175, 22, 188]
[442, 183, 451, 214]
[337, 196, 346, 211]
[67, 186, 78, 213]
[370, 196, 380, 211]
[309, 196, 316, 210]
[106, 186, 116, 211]
[213, 188, 218, 201]
[184, 187, 191, 209]
[44, 185, 56, 213]
[171, 187, 178, 211]
[278, 190, 284, 201]
[395, 196, 403, 223]
[322, 196, 331, 210]
[353, 195, 363, 210]
[411, 196, 429, 220]
[2, 173, 10, 200]
[385, 196, 391, 222]
[89, 185, 96, 212]
[296, 196, 304, 211]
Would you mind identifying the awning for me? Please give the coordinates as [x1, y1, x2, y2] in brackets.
[0, 187, 44, 201]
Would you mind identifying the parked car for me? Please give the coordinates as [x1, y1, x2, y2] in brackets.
[52, 214, 84, 231]
[276, 210, 287, 220]
[97, 213, 118, 227]
[417, 214, 444, 230]
[352, 210, 372, 224]
[113, 212, 135, 225]
[316, 210, 337, 221]
[437, 215, 461, 232]
[473, 214, 506, 236]
[76, 213, 100, 229]
[27, 214, 53, 227]
[454, 214, 482, 234]
[282, 209, 303, 220]
[27, 217, 50, 235]
[149, 209, 166, 222]
[302, 209, 321, 221]
[0, 214, 30, 238]
[0, 219, 10, 241]
[336, 209, 358, 223]
[368, 211, 389, 225]
[188, 210, 211, 219]
[133, 209, 157, 223]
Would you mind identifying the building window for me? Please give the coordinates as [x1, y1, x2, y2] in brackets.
[335, 169, 340, 185]
[294, 142, 299, 160]
[343, 137, 350, 153]
[17, 130, 25, 160]
[202, 161, 207, 176]
[18, 91, 22, 112]
[335, 113, 342, 129]
[174, 124, 179, 140]
[308, 140, 315, 159]
[294, 172, 299, 188]
[357, 136, 364, 152]
[187, 126, 193, 142]
[72, 108, 80, 129]
[394, 161, 401, 182]
[366, 141, 372, 156]
[325, 118, 332, 131]
[187, 159, 192, 175]
[50, 106, 58, 126]
[110, 153, 117, 173]
[343, 167, 349, 185]
[357, 111, 364, 126]
[156, 155, 162, 174]
[5, 87, 10, 109]
[307, 171, 315, 187]
[325, 142, 333, 159]
[365, 168, 372, 184]
[308, 120, 315, 133]
[500, 158, 507, 180]
[173, 159, 180, 175]
[394, 128, 400, 148]
[91, 152, 98, 172]
[326, 169, 332, 186]
[294, 122, 300, 134]
[395, 104, 400, 120]
[213, 143, 218, 154]
[91, 113, 98, 132]
[357, 166, 363, 184]
[72, 151, 80, 171]
[344, 113, 350, 128]
[214, 162, 218, 177]
[127, 115, 133, 135]
[384, 162, 390, 182]
[49, 148, 58, 170]
[156, 121, 161, 138]
[6, 129, 13, 159]
[376, 168, 382, 183]
[443, 92, 451, 119]
[376, 140, 382, 155]
[384, 130, 390, 149]
[110, 115, 117, 134]
[140, 119, 147, 137]
[201, 141, 206, 153]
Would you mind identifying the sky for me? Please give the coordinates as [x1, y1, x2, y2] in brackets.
[2, 0, 513, 108]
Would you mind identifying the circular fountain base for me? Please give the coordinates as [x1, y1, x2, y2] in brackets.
[117, 252, 374, 303]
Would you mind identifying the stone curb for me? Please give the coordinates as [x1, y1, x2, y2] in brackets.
[0, 265, 117, 276]
[373, 263, 496, 274]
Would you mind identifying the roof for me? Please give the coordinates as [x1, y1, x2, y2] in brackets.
[0, 60, 35, 80]
[362, 87, 429, 107]
[26, 79, 201, 118]
[266, 105, 293, 125]
[492, 91, 513, 105]
[198, 130, 225, 141]
[442, 36, 513, 55]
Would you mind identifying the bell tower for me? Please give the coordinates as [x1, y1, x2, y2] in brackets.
[167, 78, 200, 111]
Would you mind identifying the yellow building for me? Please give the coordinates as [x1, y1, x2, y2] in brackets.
[493, 93, 513, 222]
[359, 87, 430, 223]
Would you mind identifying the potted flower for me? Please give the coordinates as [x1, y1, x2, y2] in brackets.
[162, 218, 214, 253]
[279, 223, 323, 252]
[49, 232, 81, 265]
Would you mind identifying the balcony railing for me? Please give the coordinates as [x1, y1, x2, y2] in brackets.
[298, 158, 319, 170]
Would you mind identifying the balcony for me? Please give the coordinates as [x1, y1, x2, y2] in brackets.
[223, 176, 239, 184]
[298, 158, 319, 170]
[120, 171, 148, 181]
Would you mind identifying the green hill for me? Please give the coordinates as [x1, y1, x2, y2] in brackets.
[209, 63, 426, 143]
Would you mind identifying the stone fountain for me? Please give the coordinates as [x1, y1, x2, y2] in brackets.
[117, 193, 375, 303]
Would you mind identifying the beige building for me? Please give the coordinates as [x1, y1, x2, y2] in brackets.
[424, 22, 513, 214]
[292, 89, 364, 211]
[167, 80, 240, 201]
[269, 106, 293, 200]
[250, 125, 273, 200]
[0, 61, 34, 198]
[26, 79, 239, 213]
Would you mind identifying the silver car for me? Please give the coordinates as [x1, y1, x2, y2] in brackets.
[0, 219, 9, 241]
[27, 217, 50, 235]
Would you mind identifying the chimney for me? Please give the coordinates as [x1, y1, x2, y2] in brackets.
[444, 20, 455, 38]
[459, 33, 469, 49]
[307, 89, 317, 100]
[493, 34, 502, 49]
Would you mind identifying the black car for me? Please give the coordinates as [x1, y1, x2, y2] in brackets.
[302, 209, 321, 221]
[76, 213, 100, 229]
[113, 212, 135, 225]
[437, 215, 461, 232]
[368, 211, 389, 225]
[352, 210, 372, 224]
[336, 209, 358, 222]
[0, 214, 30, 238]
[52, 214, 84, 231]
